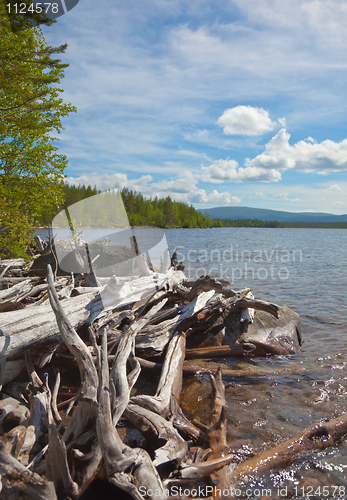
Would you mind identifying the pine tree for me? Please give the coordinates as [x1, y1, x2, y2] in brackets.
[0, 7, 76, 258]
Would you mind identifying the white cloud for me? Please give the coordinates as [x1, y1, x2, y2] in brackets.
[66, 173, 153, 192]
[328, 184, 342, 191]
[151, 170, 198, 194]
[66, 169, 242, 207]
[201, 159, 281, 183]
[226, 180, 347, 213]
[217, 106, 277, 136]
[190, 189, 241, 206]
[41, 0, 347, 186]
[248, 129, 347, 172]
[275, 193, 300, 202]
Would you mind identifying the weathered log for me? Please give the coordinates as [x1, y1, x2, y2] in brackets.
[0, 258, 25, 278]
[109, 298, 168, 422]
[135, 289, 215, 358]
[51, 370, 63, 427]
[46, 264, 101, 497]
[0, 291, 97, 360]
[235, 296, 279, 317]
[46, 424, 79, 498]
[175, 276, 236, 302]
[0, 278, 68, 311]
[0, 359, 26, 387]
[240, 291, 255, 323]
[124, 402, 188, 467]
[29, 391, 49, 454]
[17, 424, 36, 466]
[47, 265, 98, 409]
[0, 268, 185, 360]
[0, 396, 30, 427]
[185, 344, 256, 359]
[97, 327, 168, 499]
[108, 295, 190, 466]
[0, 438, 57, 500]
[4, 424, 27, 458]
[131, 291, 215, 442]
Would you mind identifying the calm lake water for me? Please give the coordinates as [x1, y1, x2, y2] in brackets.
[38, 226, 347, 496]
[165, 228, 347, 497]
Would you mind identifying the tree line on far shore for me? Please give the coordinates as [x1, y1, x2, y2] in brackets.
[37, 183, 213, 228]
[38, 183, 347, 230]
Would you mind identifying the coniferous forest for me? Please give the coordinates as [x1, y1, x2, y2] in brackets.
[37, 183, 215, 228]
[37, 183, 347, 229]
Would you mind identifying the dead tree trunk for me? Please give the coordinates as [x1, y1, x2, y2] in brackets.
[97, 328, 168, 499]
[46, 265, 101, 498]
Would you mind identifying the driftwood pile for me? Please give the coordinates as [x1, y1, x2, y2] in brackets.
[0, 249, 347, 500]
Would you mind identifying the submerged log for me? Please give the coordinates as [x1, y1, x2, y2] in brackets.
[229, 413, 347, 491]
[193, 367, 233, 500]
[185, 344, 256, 359]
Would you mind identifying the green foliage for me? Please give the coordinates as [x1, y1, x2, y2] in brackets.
[35, 184, 214, 229]
[120, 188, 212, 228]
[207, 218, 347, 228]
[213, 218, 283, 228]
[0, 7, 76, 258]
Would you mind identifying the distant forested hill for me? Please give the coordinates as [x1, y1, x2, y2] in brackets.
[198, 206, 347, 223]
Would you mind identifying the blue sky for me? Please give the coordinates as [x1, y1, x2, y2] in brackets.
[43, 0, 347, 213]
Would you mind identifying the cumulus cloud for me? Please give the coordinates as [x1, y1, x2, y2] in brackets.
[151, 170, 198, 194]
[200, 159, 281, 183]
[247, 129, 347, 172]
[217, 106, 277, 136]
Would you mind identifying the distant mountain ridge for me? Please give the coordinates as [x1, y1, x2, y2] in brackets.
[198, 206, 347, 223]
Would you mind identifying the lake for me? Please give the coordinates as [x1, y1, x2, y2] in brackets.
[165, 228, 347, 496]
[38, 226, 347, 495]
